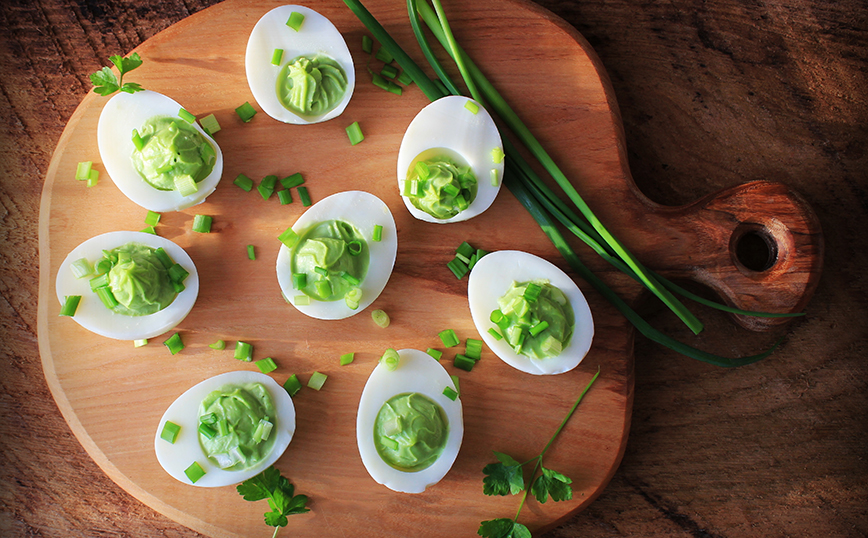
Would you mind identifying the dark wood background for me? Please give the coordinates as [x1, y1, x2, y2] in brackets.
[1, 0, 865, 536]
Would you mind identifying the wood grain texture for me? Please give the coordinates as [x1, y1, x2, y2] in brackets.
[2, 1, 865, 538]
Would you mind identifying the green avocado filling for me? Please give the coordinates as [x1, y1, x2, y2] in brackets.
[373, 392, 448, 472]
[493, 280, 574, 359]
[276, 54, 348, 117]
[198, 383, 277, 471]
[406, 150, 477, 220]
[290, 220, 369, 302]
[102, 242, 177, 316]
[131, 116, 216, 191]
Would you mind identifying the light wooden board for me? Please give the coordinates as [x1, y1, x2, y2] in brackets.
[37, 0, 822, 537]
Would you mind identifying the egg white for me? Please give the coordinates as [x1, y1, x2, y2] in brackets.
[154, 371, 296, 488]
[55, 231, 199, 341]
[356, 349, 463, 493]
[276, 191, 397, 320]
[245, 5, 355, 124]
[396, 95, 504, 224]
[468, 250, 594, 375]
[97, 90, 224, 212]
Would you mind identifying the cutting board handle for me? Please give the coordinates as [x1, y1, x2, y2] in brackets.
[627, 180, 824, 331]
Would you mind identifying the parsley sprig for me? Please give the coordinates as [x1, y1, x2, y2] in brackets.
[89, 52, 144, 96]
[478, 368, 600, 538]
[237, 465, 310, 538]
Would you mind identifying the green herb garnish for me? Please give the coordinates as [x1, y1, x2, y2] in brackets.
[236, 465, 309, 537]
[89, 53, 144, 96]
[478, 368, 599, 537]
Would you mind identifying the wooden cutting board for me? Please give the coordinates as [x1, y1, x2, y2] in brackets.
[37, 0, 822, 537]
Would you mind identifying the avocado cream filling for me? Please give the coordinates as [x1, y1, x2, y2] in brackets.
[290, 220, 369, 302]
[131, 116, 216, 191]
[406, 154, 477, 220]
[198, 383, 277, 471]
[374, 392, 448, 472]
[104, 242, 176, 316]
[495, 280, 574, 359]
[277, 54, 348, 117]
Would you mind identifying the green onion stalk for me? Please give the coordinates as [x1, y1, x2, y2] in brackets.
[341, 0, 797, 364]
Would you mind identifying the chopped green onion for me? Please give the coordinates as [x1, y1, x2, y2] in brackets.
[70, 258, 94, 279]
[253, 418, 273, 443]
[455, 251, 471, 265]
[396, 69, 413, 85]
[192, 214, 212, 233]
[372, 309, 390, 328]
[523, 282, 542, 302]
[256, 357, 278, 374]
[307, 371, 328, 390]
[258, 183, 273, 200]
[277, 189, 292, 205]
[278, 227, 299, 248]
[529, 320, 550, 336]
[209, 339, 226, 350]
[372, 224, 383, 242]
[380, 348, 400, 371]
[464, 100, 479, 114]
[178, 108, 197, 124]
[451, 374, 460, 394]
[346, 121, 364, 145]
[198, 422, 217, 440]
[284, 374, 302, 396]
[314, 266, 329, 277]
[292, 273, 307, 289]
[286, 11, 305, 31]
[442, 183, 459, 197]
[456, 241, 475, 259]
[362, 35, 373, 54]
[184, 462, 206, 484]
[200, 113, 220, 136]
[271, 48, 284, 66]
[415, 161, 430, 179]
[168, 263, 189, 283]
[454, 354, 476, 372]
[439, 329, 460, 348]
[426, 348, 443, 360]
[340, 352, 355, 366]
[59, 295, 81, 317]
[86, 169, 99, 187]
[540, 334, 563, 356]
[245, 245, 256, 261]
[371, 73, 390, 91]
[163, 332, 184, 355]
[89, 273, 110, 291]
[381, 64, 399, 79]
[487, 327, 503, 340]
[160, 421, 181, 444]
[145, 210, 161, 226]
[234, 173, 254, 191]
[315, 279, 332, 298]
[490, 168, 499, 187]
[294, 295, 310, 306]
[139, 225, 156, 235]
[375, 46, 393, 63]
[465, 338, 482, 360]
[95, 258, 112, 274]
[234, 341, 253, 362]
[172, 279, 185, 294]
[447, 257, 469, 279]
[216, 419, 229, 437]
[341, 271, 361, 286]
[491, 146, 505, 163]
[345, 287, 362, 309]
[386, 81, 403, 95]
[75, 161, 92, 180]
[380, 435, 399, 451]
[235, 101, 257, 122]
[131, 129, 144, 151]
[199, 412, 218, 425]
[261, 174, 278, 190]
[133, 338, 148, 347]
[298, 186, 312, 207]
[347, 240, 363, 256]
[442, 386, 459, 401]
[280, 172, 304, 189]
[153, 247, 173, 270]
[174, 174, 198, 197]
[95, 286, 119, 309]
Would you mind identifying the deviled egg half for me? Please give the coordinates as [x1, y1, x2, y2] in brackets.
[357, 349, 463, 493]
[155, 371, 296, 487]
[97, 90, 223, 212]
[56, 231, 199, 341]
[276, 191, 397, 320]
[397, 95, 504, 224]
[245, 5, 355, 124]
[468, 250, 594, 375]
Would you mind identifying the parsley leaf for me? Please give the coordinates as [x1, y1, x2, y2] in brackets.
[530, 465, 573, 503]
[89, 52, 144, 96]
[482, 451, 524, 496]
[237, 465, 309, 536]
[478, 518, 532, 538]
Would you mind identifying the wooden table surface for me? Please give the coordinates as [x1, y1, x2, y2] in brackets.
[1, 0, 865, 537]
